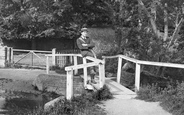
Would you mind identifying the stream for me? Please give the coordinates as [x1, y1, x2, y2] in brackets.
[0, 90, 60, 114]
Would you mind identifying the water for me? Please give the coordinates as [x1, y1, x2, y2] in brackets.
[0, 90, 60, 114]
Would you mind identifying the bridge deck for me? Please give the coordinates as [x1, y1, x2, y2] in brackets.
[80, 75, 136, 97]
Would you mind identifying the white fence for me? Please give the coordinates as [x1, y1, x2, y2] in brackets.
[46, 54, 105, 100]
[4, 48, 55, 68]
[102, 55, 184, 92]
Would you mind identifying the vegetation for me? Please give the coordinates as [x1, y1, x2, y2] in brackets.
[136, 82, 184, 115]
[8, 85, 113, 115]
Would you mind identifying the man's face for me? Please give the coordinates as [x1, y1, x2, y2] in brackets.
[81, 31, 88, 37]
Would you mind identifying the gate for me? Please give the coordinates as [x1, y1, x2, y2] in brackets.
[7, 48, 55, 68]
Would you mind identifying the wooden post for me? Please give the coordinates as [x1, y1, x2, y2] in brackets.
[117, 57, 122, 83]
[135, 63, 141, 92]
[46, 56, 49, 74]
[52, 48, 56, 66]
[10, 47, 13, 63]
[66, 70, 73, 100]
[4, 47, 8, 67]
[31, 51, 33, 66]
[74, 56, 78, 75]
[83, 57, 87, 88]
[99, 63, 105, 88]
[69, 56, 73, 64]
[7, 47, 10, 63]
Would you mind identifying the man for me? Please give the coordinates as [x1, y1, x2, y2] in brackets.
[76, 27, 97, 84]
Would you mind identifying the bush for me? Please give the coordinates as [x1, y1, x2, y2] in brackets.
[136, 84, 163, 102]
[136, 82, 184, 115]
[9, 85, 112, 115]
[92, 85, 113, 101]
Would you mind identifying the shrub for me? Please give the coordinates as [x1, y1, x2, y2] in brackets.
[137, 82, 184, 115]
[9, 85, 112, 115]
[136, 84, 163, 102]
[92, 85, 113, 101]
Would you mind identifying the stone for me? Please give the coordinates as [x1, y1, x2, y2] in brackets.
[32, 74, 84, 95]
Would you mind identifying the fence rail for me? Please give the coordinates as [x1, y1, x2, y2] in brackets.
[102, 54, 184, 92]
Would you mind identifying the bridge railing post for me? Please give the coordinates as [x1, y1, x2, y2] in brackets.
[83, 57, 87, 88]
[99, 62, 105, 88]
[66, 69, 73, 100]
[74, 56, 78, 75]
[52, 48, 56, 66]
[117, 57, 122, 83]
[135, 63, 141, 92]
[46, 56, 49, 74]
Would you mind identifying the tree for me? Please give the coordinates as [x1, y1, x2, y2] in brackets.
[0, 0, 114, 49]
[135, 0, 184, 76]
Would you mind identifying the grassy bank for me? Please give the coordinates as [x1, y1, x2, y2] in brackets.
[136, 82, 184, 115]
[8, 85, 113, 115]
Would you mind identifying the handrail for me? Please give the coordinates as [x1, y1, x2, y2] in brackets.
[13, 49, 52, 53]
[46, 54, 82, 57]
[46, 53, 105, 100]
[46, 54, 104, 64]
[102, 55, 138, 63]
[65, 62, 99, 71]
[103, 55, 184, 69]
[103, 54, 184, 92]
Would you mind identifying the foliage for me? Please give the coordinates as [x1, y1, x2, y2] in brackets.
[136, 84, 164, 101]
[0, 0, 114, 42]
[92, 85, 113, 101]
[8, 85, 112, 115]
[136, 82, 184, 115]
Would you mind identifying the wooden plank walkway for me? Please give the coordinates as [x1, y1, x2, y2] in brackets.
[80, 75, 136, 98]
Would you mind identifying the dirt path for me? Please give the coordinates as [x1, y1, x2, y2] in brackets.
[102, 95, 172, 115]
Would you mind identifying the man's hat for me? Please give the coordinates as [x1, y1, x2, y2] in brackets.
[81, 27, 88, 32]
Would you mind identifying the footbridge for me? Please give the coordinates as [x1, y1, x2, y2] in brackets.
[46, 54, 184, 100]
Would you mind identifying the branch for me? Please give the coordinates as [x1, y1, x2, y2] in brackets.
[137, 0, 160, 38]
[168, 18, 184, 48]
[163, 3, 168, 41]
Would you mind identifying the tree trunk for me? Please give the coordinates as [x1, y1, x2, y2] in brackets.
[31, 39, 36, 50]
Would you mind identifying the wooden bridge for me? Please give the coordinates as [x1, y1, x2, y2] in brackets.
[45, 53, 184, 100]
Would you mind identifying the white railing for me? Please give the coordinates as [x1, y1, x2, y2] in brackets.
[46, 54, 105, 100]
[102, 54, 184, 92]
[5, 47, 55, 67]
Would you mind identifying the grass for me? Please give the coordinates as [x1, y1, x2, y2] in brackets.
[8, 85, 113, 115]
[136, 82, 184, 115]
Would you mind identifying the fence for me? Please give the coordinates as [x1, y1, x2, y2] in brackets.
[55, 49, 81, 68]
[5, 48, 55, 68]
[46, 53, 105, 100]
[3, 47, 80, 68]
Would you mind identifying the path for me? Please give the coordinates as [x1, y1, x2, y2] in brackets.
[102, 79, 172, 115]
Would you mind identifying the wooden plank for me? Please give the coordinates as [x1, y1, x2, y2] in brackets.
[83, 57, 87, 88]
[13, 49, 52, 53]
[66, 70, 73, 100]
[135, 63, 141, 92]
[85, 56, 105, 64]
[117, 57, 122, 83]
[47, 54, 82, 57]
[138, 60, 184, 69]
[46, 56, 49, 74]
[65, 62, 99, 71]
[52, 48, 56, 66]
[74, 56, 78, 75]
[105, 79, 136, 95]
[99, 63, 105, 88]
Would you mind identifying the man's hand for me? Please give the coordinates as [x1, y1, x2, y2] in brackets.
[82, 44, 88, 46]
